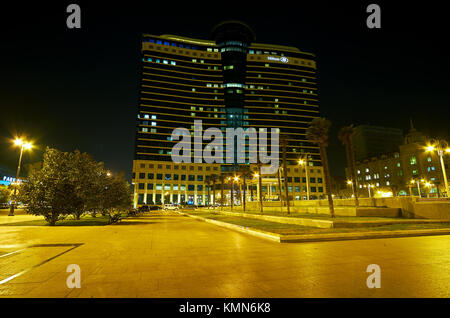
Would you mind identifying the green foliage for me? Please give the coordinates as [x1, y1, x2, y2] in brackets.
[306, 117, 331, 146]
[0, 185, 11, 204]
[18, 147, 132, 225]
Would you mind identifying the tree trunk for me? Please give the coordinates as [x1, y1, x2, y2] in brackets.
[282, 142, 290, 214]
[347, 138, 359, 208]
[258, 164, 263, 214]
[221, 178, 224, 211]
[243, 177, 246, 212]
[212, 180, 216, 208]
[277, 168, 283, 213]
[320, 145, 335, 217]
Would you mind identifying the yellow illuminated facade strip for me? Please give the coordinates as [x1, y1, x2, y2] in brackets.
[142, 73, 222, 84]
[143, 65, 223, 78]
[142, 84, 224, 96]
[140, 91, 224, 102]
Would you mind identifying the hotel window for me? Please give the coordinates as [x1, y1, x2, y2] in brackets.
[197, 185, 203, 191]
[138, 183, 145, 190]
[142, 127, 148, 132]
[156, 174, 162, 180]
[147, 183, 153, 190]
[163, 60, 168, 64]
[410, 156, 417, 165]
[188, 185, 195, 191]
[144, 114, 149, 119]
[165, 174, 171, 181]
[171, 61, 176, 65]
[164, 185, 170, 190]
[148, 173, 154, 179]
[318, 187, 323, 193]
[151, 115, 156, 119]
[151, 122, 157, 126]
[139, 173, 145, 179]
[150, 128, 156, 133]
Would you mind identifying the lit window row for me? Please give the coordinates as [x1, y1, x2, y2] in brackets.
[142, 57, 176, 65]
[143, 39, 200, 50]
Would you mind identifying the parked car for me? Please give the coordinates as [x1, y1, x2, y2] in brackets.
[0, 203, 10, 209]
[163, 204, 179, 211]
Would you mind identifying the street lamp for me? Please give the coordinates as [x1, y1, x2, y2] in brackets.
[347, 179, 355, 198]
[426, 139, 450, 197]
[9, 138, 33, 216]
[298, 158, 310, 200]
[364, 184, 375, 197]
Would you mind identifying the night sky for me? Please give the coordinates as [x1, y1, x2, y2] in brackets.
[1, 1, 448, 181]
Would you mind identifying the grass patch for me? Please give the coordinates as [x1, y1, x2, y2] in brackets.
[0, 214, 122, 226]
[201, 209, 393, 221]
[187, 211, 450, 235]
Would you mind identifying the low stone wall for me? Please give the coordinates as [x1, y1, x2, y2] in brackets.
[234, 197, 450, 219]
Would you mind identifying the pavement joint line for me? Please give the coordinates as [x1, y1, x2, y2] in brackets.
[0, 249, 25, 259]
[0, 243, 84, 285]
[179, 211, 450, 244]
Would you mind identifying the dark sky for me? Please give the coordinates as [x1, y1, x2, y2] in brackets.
[1, 1, 449, 180]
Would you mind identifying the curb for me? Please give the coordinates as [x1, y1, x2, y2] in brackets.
[177, 212, 281, 242]
[179, 211, 450, 244]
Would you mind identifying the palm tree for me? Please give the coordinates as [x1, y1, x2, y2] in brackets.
[280, 136, 291, 214]
[210, 174, 217, 208]
[306, 118, 335, 218]
[219, 174, 225, 211]
[338, 125, 359, 208]
[257, 162, 263, 213]
[277, 167, 284, 213]
[205, 176, 211, 208]
[238, 165, 252, 212]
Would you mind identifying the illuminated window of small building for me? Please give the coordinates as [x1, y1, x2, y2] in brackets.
[410, 156, 417, 165]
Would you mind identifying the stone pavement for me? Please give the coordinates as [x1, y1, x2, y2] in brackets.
[1, 213, 450, 297]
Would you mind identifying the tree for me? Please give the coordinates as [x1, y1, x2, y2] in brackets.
[210, 174, 217, 208]
[19, 148, 83, 225]
[338, 125, 359, 208]
[0, 185, 11, 204]
[18, 147, 132, 225]
[96, 172, 132, 223]
[238, 165, 252, 212]
[205, 177, 211, 208]
[306, 118, 335, 217]
[280, 136, 291, 214]
[219, 174, 225, 211]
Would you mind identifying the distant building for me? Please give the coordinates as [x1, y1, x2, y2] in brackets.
[346, 121, 449, 197]
[353, 125, 404, 161]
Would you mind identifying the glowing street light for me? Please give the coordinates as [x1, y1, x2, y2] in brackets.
[346, 179, 355, 198]
[9, 137, 33, 216]
[426, 139, 450, 197]
[298, 158, 310, 200]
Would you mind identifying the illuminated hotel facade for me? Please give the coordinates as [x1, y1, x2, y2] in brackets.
[132, 21, 325, 206]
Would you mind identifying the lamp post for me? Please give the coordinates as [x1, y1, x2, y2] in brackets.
[9, 138, 32, 216]
[426, 140, 450, 197]
[410, 179, 421, 197]
[364, 184, 374, 198]
[347, 179, 355, 198]
[298, 158, 310, 200]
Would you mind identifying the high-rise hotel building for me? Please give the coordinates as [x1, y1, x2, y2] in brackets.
[132, 21, 325, 206]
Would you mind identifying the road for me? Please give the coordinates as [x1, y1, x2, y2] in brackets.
[1, 212, 450, 297]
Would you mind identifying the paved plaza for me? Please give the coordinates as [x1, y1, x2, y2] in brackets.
[1, 212, 450, 298]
